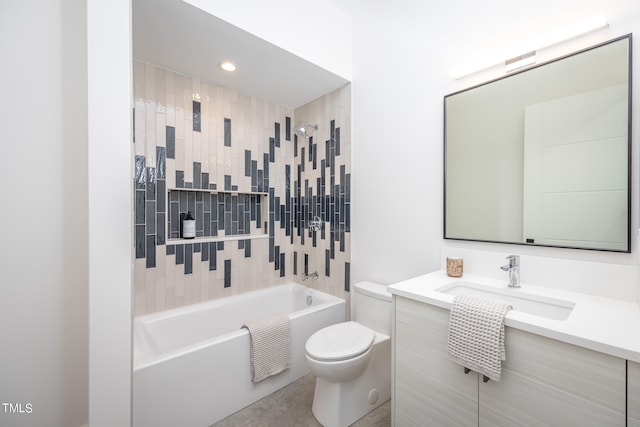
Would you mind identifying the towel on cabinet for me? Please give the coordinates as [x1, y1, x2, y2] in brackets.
[447, 294, 512, 382]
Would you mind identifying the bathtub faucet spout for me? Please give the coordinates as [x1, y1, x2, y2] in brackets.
[302, 271, 319, 281]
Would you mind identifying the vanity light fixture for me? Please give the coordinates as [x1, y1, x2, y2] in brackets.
[450, 13, 609, 79]
[219, 61, 237, 72]
[504, 51, 537, 73]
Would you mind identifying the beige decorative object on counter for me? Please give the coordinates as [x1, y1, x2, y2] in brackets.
[446, 257, 463, 277]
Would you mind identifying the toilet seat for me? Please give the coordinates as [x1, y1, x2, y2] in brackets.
[305, 321, 375, 362]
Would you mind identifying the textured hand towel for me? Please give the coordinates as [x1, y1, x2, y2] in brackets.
[242, 314, 292, 382]
[447, 294, 512, 382]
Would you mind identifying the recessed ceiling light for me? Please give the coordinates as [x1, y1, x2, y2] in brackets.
[219, 61, 237, 72]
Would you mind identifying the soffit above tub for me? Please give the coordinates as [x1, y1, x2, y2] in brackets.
[133, 0, 349, 108]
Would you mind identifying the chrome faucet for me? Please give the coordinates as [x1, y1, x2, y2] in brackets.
[500, 255, 520, 288]
[301, 271, 319, 281]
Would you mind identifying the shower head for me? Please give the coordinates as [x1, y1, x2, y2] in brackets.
[293, 124, 318, 139]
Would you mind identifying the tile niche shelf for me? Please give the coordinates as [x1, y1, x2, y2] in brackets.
[166, 187, 269, 244]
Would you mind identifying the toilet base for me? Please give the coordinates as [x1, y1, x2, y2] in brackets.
[311, 336, 390, 427]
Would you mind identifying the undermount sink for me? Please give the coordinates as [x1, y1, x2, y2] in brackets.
[436, 281, 575, 321]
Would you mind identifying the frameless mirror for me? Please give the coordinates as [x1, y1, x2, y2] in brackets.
[444, 35, 631, 252]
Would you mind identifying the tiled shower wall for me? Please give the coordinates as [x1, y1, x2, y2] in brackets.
[133, 60, 350, 316]
[292, 87, 351, 300]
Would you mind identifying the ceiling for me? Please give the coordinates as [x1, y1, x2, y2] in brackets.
[132, 0, 349, 108]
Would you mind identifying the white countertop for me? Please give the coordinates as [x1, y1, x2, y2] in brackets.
[388, 270, 640, 363]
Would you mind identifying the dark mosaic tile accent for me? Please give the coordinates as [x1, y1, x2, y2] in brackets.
[269, 137, 275, 163]
[263, 153, 270, 190]
[279, 253, 285, 277]
[146, 167, 156, 201]
[145, 201, 156, 235]
[188, 192, 196, 218]
[135, 225, 145, 259]
[193, 101, 201, 132]
[156, 146, 166, 180]
[157, 179, 166, 213]
[269, 237, 275, 263]
[312, 143, 317, 170]
[224, 118, 231, 146]
[176, 244, 184, 265]
[166, 126, 175, 159]
[285, 117, 291, 141]
[146, 235, 156, 268]
[185, 244, 193, 274]
[201, 241, 209, 262]
[325, 250, 331, 277]
[245, 150, 252, 177]
[345, 262, 350, 292]
[157, 212, 165, 245]
[209, 242, 217, 271]
[293, 251, 298, 275]
[193, 162, 201, 189]
[224, 259, 231, 287]
[135, 190, 146, 225]
[135, 156, 146, 189]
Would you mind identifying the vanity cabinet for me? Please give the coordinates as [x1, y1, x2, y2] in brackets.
[393, 296, 627, 426]
[630, 361, 640, 426]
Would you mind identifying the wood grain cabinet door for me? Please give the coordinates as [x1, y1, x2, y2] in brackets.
[394, 297, 477, 427]
[479, 328, 626, 426]
[629, 361, 640, 427]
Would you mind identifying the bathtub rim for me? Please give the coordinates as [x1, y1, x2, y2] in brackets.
[133, 283, 345, 371]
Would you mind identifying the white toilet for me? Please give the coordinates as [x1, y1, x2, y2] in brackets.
[305, 281, 391, 427]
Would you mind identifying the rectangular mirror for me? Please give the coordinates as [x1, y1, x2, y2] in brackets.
[444, 34, 632, 252]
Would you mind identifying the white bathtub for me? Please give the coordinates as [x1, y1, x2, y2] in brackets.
[133, 283, 345, 427]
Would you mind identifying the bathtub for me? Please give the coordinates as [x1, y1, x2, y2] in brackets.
[133, 283, 345, 427]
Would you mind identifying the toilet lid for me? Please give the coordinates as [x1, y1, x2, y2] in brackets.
[305, 321, 375, 361]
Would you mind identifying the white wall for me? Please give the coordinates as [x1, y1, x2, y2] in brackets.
[0, 0, 89, 426]
[1, 1, 133, 426]
[349, 0, 640, 302]
[87, 0, 133, 426]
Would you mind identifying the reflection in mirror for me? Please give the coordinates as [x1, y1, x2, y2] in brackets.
[444, 35, 631, 252]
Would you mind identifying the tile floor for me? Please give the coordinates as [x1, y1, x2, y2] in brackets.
[211, 374, 391, 427]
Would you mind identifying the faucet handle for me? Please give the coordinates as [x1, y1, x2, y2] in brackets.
[505, 254, 519, 266]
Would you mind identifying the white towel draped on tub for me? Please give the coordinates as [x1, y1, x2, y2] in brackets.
[447, 294, 512, 382]
[242, 313, 292, 382]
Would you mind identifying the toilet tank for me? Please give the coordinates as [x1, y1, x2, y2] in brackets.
[352, 281, 392, 336]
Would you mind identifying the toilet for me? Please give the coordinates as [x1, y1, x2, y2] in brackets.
[305, 281, 391, 427]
